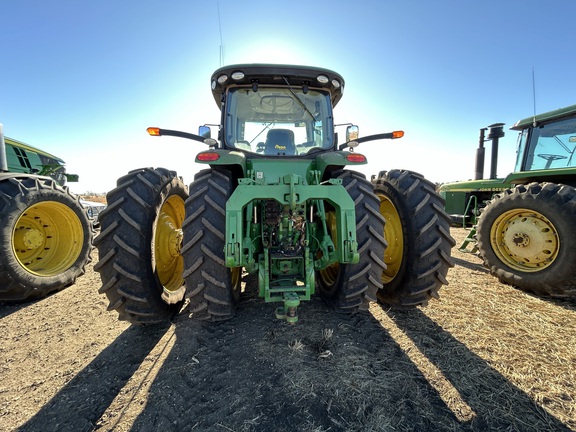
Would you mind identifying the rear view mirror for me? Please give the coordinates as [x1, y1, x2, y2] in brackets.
[346, 125, 359, 142]
[199, 125, 211, 139]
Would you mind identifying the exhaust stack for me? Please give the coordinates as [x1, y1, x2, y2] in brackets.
[473, 123, 505, 180]
[474, 128, 486, 180]
[487, 123, 505, 179]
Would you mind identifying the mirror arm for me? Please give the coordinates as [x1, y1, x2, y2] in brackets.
[148, 127, 218, 146]
[338, 132, 402, 150]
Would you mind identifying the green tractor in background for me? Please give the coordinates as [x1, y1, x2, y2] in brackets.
[95, 64, 455, 324]
[0, 128, 94, 301]
[440, 104, 576, 297]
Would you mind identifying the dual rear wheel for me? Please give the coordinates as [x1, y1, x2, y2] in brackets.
[94, 168, 188, 324]
[95, 168, 240, 324]
[95, 168, 456, 324]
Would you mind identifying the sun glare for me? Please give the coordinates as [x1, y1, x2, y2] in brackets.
[225, 40, 314, 66]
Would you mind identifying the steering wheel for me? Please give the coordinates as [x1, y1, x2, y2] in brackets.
[537, 153, 567, 169]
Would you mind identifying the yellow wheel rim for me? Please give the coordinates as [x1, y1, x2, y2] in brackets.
[12, 201, 84, 276]
[490, 208, 559, 272]
[379, 195, 403, 284]
[318, 210, 339, 286]
[154, 195, 185, 293]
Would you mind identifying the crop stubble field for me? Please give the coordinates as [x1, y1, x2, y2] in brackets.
[0, 228, 575, 431]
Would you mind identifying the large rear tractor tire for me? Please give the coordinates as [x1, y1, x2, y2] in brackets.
[317, 170, 387, 311]
[0, 175, 94, 301]
[94, 168, 188, 324]
[372, 170, 455, 307]
[183, 169, 241, 321]
[476, 182, 576, 297]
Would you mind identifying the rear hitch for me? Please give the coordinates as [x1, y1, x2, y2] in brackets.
[275, 292, 300, 324]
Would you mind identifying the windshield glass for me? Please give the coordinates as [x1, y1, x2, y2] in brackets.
[518, 116, 576, 171]
[224, 87, 333, 155]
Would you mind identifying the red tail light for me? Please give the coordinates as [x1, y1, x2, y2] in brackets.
[346, 153, 366, 163]
[197, 152, 220, 162]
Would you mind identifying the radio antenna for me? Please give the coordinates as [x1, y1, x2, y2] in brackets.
[217, 2, 224, 66]
[532, 67, 537, 126]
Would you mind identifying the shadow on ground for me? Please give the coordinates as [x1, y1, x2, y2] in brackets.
[452, 256, 576, 313]
[130, 291, 574, 431]
[382, 306, 573, 432]
[127, 296, 462, 432]
[17, 290, 573, 432]
[0, 301, 33, 319]
[16, 325, 169, 432]
[451, 257, 489, 273]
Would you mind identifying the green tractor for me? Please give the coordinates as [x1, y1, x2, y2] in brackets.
[94, 64, 455, 324]
[440, 104, 576, 297]
[441, 122, 509, 228]
[0, 126, 94, 301]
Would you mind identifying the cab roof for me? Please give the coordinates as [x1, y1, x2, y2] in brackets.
[511, 103, 576, 130]
[5, 136, 65, 164]
[210, 64, 345, 109]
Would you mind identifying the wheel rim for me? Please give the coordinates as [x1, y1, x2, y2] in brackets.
[490, 208, 559, 272]
[379, 195, 403, 283]
[12, 201, 84, 276]
[318, 210, 339, 287]
[154, 195, 185, 292]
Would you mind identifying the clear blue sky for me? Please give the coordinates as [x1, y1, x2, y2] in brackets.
[2, 0, 576, 194]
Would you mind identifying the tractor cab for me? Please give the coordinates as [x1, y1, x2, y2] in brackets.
[208, 64, 347, 156]
[511, 104, 576, 184]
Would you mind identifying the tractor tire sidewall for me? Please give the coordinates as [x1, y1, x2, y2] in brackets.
[373, 170, 455, 307]
[0, 176, 93, 301]
[95, 168, 188, 324]
[183, 168, 241, 321]
[477, 182, 576, 296]
[374, 178, 410, 295]
[316, 170, 386, 311]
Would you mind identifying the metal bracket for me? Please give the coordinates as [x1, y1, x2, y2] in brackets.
[459, 227, 478, 253]
[275, 292, 300, 324]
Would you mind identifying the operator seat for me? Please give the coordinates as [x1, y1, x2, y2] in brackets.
[264, 129, 296, 155]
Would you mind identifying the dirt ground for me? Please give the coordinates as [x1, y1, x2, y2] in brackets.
[1, 228, 575, 432]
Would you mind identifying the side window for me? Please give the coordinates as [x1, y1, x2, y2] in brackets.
[525, 117, 576, 171]
[6, 145, 33, 173]
[14, 147, 33, 170]
[514, 130, 528, 172]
